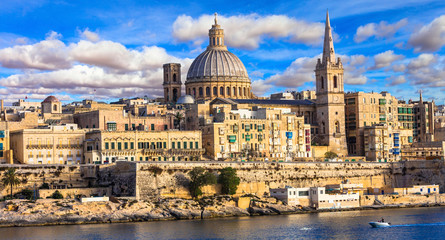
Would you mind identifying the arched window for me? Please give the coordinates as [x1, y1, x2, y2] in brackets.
[233, 87, 236, 96]
[173, 74, 177, 82]
[206, 87, 210, 96]
[220, 87, 224, 96]
[193, 88, 196, 97]
[199, 87, 203, 96]
[166, 88, 169, 102]
[243, 87, 246, 97]
[335, 121, 340, 133]
[322, 122, 326, 134]
[173, 88, 178, 102]
[334, 76, 338, 88]
[227, 87, 231, 96]
[321, 76, 324, 89]
[239, 87, 242, 96]
[213, 87, 217, 96]
[53, 104, 57, 111]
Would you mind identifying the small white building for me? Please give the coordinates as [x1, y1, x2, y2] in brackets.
[270, 186, 360, 209]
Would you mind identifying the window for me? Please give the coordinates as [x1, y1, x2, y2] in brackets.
[184, 142, 187, 149]
[220, 87, 224, 96]
[333, 76, 337, 88]
[190, 141, 193, 149]
[199, 87, 203, 96]
[206, 87, 210, 96]
[195, 142, 199, 149]
[213, 87, 217, 96]
[130, 142, 134, 149]
[151, 124, 155, 130]
[125, 124, 128, 130]
[172, 142, 175, 149]
[111, 142, 115, 149]
[107, 122, 117, 131]
[173, 73, 177, 82]
[118, 142, 122, 150]
[105, 142, 109, 149]
[321, 76, 324, 89]
[124, 142, 128, 149]
[132, 124, 135, 130]
[227, 87, 231, 96]
[178, 142, 181, 149]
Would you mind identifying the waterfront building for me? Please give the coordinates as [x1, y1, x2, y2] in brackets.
[83, 130, 203, 164]
[270, 186, 360, 209]
[9, 124, 86, 164]
[369, 184, 440, 195]
[201, 106, 311, 160]
[12, 99, 41, 110]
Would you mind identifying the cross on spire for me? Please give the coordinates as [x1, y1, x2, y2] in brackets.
[214, 12, 218, 25]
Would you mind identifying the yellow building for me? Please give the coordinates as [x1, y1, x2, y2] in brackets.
[0, 129, 12, 164]
[9, 124, 86, 164]
[201, 107, 311, 161]
[84, 130, 204, 164]
[401, 141, 445, 161]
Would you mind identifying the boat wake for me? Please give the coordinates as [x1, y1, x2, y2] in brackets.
[389, 222, 445, 228]
[300, 227, 312, 231]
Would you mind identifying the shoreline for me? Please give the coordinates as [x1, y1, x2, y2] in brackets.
[1, 198, 444, 228]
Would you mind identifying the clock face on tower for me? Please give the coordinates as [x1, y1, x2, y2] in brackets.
[334, 96, 339, 102]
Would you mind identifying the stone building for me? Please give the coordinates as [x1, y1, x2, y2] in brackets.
[41, 96, 62, 115]
[183, 14, 254, 101]
[9, 124, 86, 164]
[83, 130, 204, 164]
[345, 91, 435, 160]
[201, 106, 311, 160]
[401, 141, 444, 161]
[163, 63, 182, 104]
[73, 109, 174, 131]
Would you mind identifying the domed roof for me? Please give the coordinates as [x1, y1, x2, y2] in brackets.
[187, 49, 249, 80]
[186, 13, 250, 83]
[42, 95, 59, 103]
[176, 95, 195, 104]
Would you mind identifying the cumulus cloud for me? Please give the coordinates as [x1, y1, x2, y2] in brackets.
[0, 31, 194, 103]
[404, 54, 445, 87]
[386, 75, 406, 86]
[0, 33, 71, 70]
[354, 18, 407, 43]
[371, 50, 404, 69]
[172, 14, 324, 49]
[80, 28, 100, 42]
[409, 15, 445, 52]
[264, 56, 318, 88]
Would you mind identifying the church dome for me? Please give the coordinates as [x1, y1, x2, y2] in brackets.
[186, 49, 249, 81]
[176, 95, 195, 104]
[42, 95, 59, 103]
[184, 13, 253, 101]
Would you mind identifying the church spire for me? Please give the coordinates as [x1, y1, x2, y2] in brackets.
[322, 10, 336, 64]
[419, 90, 423, 104]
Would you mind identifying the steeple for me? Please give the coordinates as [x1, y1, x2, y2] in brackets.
[322, 10, 336, 64]
[419, 90, 423, 104]
[208, 12, 227, 50]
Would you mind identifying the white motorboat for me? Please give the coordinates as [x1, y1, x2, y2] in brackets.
[369, 221, 391, 228]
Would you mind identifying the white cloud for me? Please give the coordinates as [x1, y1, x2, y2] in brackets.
[80, 28, 100, 42]
[386, 75, 406, 86]
[251, 79, 275, 96]
[264, 56, 318, 88]
[371, 50, 404, 69]
[354, 18, 407, 43]
[409, 15, 445, 52]
[172, 14, 324, 49]
[0, 34, 71, 70]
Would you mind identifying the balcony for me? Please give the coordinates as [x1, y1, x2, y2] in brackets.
[27, 144, 53, 149]
[57, 144, 83, 149]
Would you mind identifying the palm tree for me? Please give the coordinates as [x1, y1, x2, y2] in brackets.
[174, 112, 184, 130]
[1, 168, 21, 199]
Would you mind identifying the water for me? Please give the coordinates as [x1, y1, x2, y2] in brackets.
[1, 207, 445, 239]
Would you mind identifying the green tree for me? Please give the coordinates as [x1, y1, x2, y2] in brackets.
[50, 190, 63, 199]
[1, 168, 21, 199]
[188, 167, 216, 198]
[324, 151, 338, 160]
[218, 167, 240, 195]
[174, 112, 184, 130]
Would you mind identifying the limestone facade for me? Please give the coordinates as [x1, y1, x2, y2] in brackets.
[83, 130, 204, 164]
[163, 63, 182, 103]
[314, 11, 347, 156]
[9, 124, 86, 164]
[201, 107, 311, 160]
[401, 141, 444, 161]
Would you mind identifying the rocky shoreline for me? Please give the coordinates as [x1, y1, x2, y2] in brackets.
[1, 196, 444, 228]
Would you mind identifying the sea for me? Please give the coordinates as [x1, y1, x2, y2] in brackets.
[1, 207, 445, 239]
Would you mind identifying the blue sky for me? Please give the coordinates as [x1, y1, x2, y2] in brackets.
[0, 0, 444, 104]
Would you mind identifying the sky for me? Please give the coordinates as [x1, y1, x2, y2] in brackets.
[0, 0, 445, 105]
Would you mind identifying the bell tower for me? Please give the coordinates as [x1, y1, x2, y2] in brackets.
[315, 11, 347, 156]
[163, 63, 182, 104]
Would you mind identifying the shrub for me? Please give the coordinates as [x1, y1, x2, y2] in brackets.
[40, 183, 50, 189]
[50, 190, 63, 199]
[324, 151, 338, 160]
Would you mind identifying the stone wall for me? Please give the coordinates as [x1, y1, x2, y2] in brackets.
[360, 193, 445, 206]
[38, 187, 111, 199]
